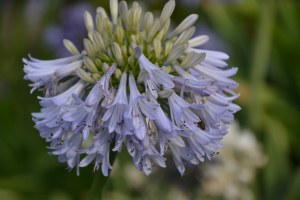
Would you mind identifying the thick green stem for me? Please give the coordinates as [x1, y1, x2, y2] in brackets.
[88, 150, 118, 200]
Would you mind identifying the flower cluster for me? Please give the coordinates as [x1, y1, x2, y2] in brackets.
[23, 0, 240, 176]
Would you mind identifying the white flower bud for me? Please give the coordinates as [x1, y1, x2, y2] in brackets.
[159, 0, 175, 30]
[76, 68, 95, 83]
[102, 62, 110, 73]
[132, 6, 142, 33]
[164, 40, 174, 56]
[110, 0, 118, 25]
[145, 12, 153, 36]
[114, 68, 122, 80]
[188, 35, 209, 48]
[130, 34, 137, 45]
[116, 25, 125, 44]
[83, 39, 95, 59]
[174, 26, 195, 48]
[97, 7, 108, 19]
[104, 18, 113, 37]
[95, 58, 102, 68]
[181, 53, 206, 70]
[167, 14, 198, 39]
[164, 45, 185, 66]
[137, 69, 149, 84]
[83, 56, 98, 73]
[180, 51, 196, 66]
[153, 38, 161, 59]
[132, 2, 139, 8]
[84, 11, 94, 32]
[121, 45, 127, 59]
[128, 56, 135, 67]
[127, 9, 133, 32]
[119, 1, 128, 29]
[102, 31, 109, 47]
[63, 39, 80, 55]
[136, 33, 145, 46]
[96, 13, 104, 34]
[92, 73, 101, 81]
[93, 31, 107, 54]
[146, 19, 160, 43]
[158, 89, 174, 98]
[112, 42, 123, 66]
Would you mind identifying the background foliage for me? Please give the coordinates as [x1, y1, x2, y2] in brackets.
[0, 0, 299, 199]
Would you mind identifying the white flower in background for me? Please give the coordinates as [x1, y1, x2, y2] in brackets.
[200, 123, 267, 200]
[23, 0, 240, 176]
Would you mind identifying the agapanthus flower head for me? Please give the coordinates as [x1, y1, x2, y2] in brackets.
[23, 0, 241, 176]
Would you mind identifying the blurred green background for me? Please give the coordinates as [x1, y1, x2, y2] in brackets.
[0, 0, 300, 199]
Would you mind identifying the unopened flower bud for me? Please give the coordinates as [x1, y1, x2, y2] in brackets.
[104, 18, 113, 37]
[97, 7, 108, 19]
[181, 53, 206, 70]
[188, 35, 209, 48]
[102, 31, 109, 47]
[96, 13, 104, 34]
[136, 33, 144, 46]
[84, 11, 94, 32]
[132, 1, 139, 8]
[83, 39, 95, 59]
[92, 73, 101, 81]
[145, 12, 153, 36]
[159, 0, 175, 30]
[93, 31, 107, 54]
[63, 39, 80, 55]
[180, 51, 196, 66]
[127, 9, 133, 32]
[164, 40, 174, 56]
[158, 89, 174, 98]
[133, 6, 142, 33]
[116, 25, 125, 44]
[161, 65, 172, 74]
[112, 42, 123, 66]
[114, 68, 122, 80]
[125, 57, 134, 69]
[121, 45, 127, 59]
[130, 34, 137, 45]
[146, 19, 160, 43]
[95, 58, 102, 68]
[174, 26, 195, 48]
[129, 46, 134, 57]
[153, 38, 161, 59]
[76, 68, 95, 83]
[164, 45, 185, 66]
[83, 56, 98, 73]
[119, 1, 128, 29]
[102, 62, 110, 73]
[167, 14, 198, 39]
[137, 69, 149, 84]
[110, 0, 118, 25]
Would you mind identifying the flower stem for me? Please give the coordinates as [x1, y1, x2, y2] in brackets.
[88, 150, 118, 200]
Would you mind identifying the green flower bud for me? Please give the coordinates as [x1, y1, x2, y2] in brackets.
[159, 0, 175, 30]
[102, 62, 110, 73]
[76, 68, 95, 83]
[104, 18, 113, 37]
[145, 12, 153, 36]
[119, 1, 128, 29]
[181, 53, 206, 70]
[116, 25, 125, 44]
[146, 19, 160, 43]
[83, 56, 98, 73]
[97, 7, 108, 19]
[114, 68, 122, 80]
[63, 39, 80, 55]
[174, 26, 195, 48]
[164, 45, 185, 66]
[96, 13, 104, 34]
[92, 73, 102, 81]
[121, 45, 127, 59]
[93, 31, 107, 54]
[112, 42, 124, 66]
[166, 14, 198, 39]
[158, 89, 174, 98]
[153, 38, 162, 59]
[95, 58, 102, 68]
[83, 39, 95, 59]
[164, 40, 174, 56]
[84, 11, 94, 32]
[110, 0, 118, 25]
